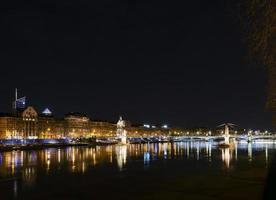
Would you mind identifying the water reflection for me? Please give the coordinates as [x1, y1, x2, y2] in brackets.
[265, 144, 268, 165]
[13, 179, 17, 199]
[221, 148, 231, 168]
[248, 142, 253, 162]
[0, 141, 275, 190]
[116, 145, 127, 171]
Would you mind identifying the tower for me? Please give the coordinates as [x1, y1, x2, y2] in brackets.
[12, 88, 26, 116]
[218, 123, 236, 147]
[224, 124, 230, 145]
[12, 88, 17, 114]
[117, 116, 127, 144]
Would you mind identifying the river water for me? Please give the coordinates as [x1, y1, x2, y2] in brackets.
[0, 141, 275, 200]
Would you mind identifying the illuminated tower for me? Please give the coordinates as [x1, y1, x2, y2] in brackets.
[224, 124, 230, 145]
[247, 130, 253, 143]
[12, 88, 26, 116]
[218, 123, 236, 147]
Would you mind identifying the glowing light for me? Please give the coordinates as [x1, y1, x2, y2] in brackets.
[143, 124, 150, 128]
[162, 125, 168, 129]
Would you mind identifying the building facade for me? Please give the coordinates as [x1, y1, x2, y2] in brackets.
[0, 107, 118, 139]
[0, 106, 173, 139]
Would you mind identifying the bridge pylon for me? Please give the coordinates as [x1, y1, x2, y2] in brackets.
[217, 123, 236, 147]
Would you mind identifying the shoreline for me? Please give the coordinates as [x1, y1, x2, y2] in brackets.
[1, 138, 275, 152]
[0, 143, 90, 152]
[0, 140, 181, 152]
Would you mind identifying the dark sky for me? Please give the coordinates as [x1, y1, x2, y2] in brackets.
[0, 1, 273, 129]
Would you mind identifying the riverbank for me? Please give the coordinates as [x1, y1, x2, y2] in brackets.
[0, 140, 178, 152]
[0, 141, 166, 152]
[1, 136, 274, 152]
[0, 143, 90, 152]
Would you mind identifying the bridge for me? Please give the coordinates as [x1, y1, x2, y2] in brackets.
[171, 135, 276, 142]
[171, 123, 275, 144]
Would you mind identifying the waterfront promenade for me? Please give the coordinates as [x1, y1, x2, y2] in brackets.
[1, 134, 275, 152]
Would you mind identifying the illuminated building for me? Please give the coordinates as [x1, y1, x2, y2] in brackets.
[0, 106, 172, 139]
[22, 107, 38, 138]
[0, 98, 118, 139]
[0, 113, 17, 139]
[0, 109, 90, 139]
[64, 113, 90, 138]
[0, 90, 172, 139]
[38, 110, 64, 139]
[89, 121, 116, 137]
[0, 107, 38, 139]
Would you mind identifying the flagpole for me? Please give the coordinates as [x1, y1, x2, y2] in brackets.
[15, 88, 17, 101]
[15, 88, 17, 110]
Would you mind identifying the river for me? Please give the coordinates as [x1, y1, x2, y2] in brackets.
[0, 141, 275, 199]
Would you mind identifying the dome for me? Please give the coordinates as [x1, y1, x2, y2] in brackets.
[42, 108, 52, 116]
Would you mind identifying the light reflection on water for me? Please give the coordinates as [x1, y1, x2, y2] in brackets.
[0, 141, 275, 198]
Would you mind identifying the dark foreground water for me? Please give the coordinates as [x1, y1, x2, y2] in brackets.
[0, 141, 275, 200]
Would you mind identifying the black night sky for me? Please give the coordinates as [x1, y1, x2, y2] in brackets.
[0, 1, 272, 129]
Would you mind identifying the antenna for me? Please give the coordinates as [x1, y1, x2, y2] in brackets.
[15, 88, 18, 101]
[12, 88, 18, 114]
[14, 88, 18, 110]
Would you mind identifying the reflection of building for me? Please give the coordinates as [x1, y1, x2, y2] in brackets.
[116, 145, 127, 170]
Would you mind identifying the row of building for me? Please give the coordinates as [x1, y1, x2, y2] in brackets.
[0, 105, 173, 139]
[0, 90, 172, 139]
[0, 107, 102, 139]
[1, 90, 255, 140]
[2, 105, 249, 140]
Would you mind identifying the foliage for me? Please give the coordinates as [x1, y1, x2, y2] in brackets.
[240, 0, 276, 112]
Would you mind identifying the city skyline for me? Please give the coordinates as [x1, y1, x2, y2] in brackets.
[1, 1, 276, 199]
[0, 1, 274, 130]
[0, 88, 273, 130]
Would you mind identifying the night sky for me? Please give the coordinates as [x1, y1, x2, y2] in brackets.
[0, 1, 272, 129]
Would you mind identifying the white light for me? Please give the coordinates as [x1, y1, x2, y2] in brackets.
[27, 136, 38, 139]
[143, 124, 150, 128]
[162, 125, 168, 129]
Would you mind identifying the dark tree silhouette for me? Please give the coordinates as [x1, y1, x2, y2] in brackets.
[240, 0, 276, 123]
